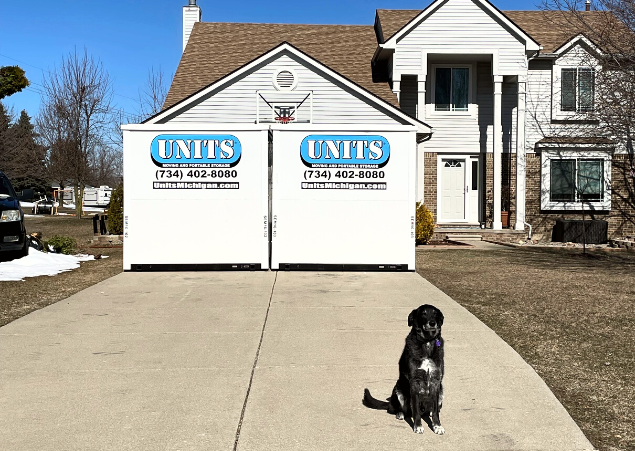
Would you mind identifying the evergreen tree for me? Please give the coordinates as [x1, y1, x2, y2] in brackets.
[9, 110, 48, 192]
[0, 66, 29, 99]
[0, 103, 11, 174]
[108, 184, 123, 234]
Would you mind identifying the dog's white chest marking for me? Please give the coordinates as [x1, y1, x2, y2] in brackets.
[419, 358, 435, 373]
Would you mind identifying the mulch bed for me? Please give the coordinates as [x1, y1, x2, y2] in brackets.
[416, 247, 635, 451]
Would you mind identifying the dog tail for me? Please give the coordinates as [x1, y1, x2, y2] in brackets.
[363, 388, 390, 410]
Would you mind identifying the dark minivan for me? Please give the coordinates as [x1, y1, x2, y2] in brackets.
[0, 171, 28, 259]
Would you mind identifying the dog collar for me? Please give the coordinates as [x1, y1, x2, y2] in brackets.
[436, 339, 441, 347]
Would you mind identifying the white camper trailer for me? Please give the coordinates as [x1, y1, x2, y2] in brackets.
[62, 186, 112, 208]
[83, 186, 113, 207]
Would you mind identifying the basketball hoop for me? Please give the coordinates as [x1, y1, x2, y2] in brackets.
[275, 115, 295, 124]
[274, 105, 295, 124]
[257, 91, 312, 124]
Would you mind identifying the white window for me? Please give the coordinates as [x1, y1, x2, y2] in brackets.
[432, 66, 471, 113]
[541, 151, 611, 211]
[561, 67, 594, 113]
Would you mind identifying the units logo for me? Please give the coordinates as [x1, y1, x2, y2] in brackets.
[300, 135, 390, 168]
[151, 134, 242, 168]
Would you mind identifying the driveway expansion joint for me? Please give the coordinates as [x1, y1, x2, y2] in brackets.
[233, 271, 278, 451]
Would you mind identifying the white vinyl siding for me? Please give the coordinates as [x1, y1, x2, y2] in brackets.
[423, 62, 517, 154]
[525, 60, 553, 152]
[182, 7, 200, 51]
[423, 62, 482, 153]
[525, 46, 604, 153]
[166, 54, 401, 125]
[394, 0, 527, 75]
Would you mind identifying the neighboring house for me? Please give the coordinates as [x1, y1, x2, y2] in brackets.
[153, 0, 635, 240]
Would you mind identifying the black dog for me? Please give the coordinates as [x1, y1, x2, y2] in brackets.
[363, 304, 445, 434]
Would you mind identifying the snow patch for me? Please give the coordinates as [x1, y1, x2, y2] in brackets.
[0, 251, 100, 282]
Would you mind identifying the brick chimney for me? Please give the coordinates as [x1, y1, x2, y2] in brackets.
[585, 0, 591, 11]
[183, 0, 202, 52]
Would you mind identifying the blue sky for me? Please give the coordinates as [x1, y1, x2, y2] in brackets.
[0, 0, 541, 121]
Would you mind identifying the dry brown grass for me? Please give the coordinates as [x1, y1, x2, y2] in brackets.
[0, 213, 122, 327]
[416, 246, 635, 451]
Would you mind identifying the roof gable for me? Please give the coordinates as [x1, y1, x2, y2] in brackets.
[379, 0, 540, 51]
[148, 42, 431, 132]
[554, 33, 603, 57]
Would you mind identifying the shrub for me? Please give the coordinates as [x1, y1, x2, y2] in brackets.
[48, 235, 77, 255]
[416, 202, 435, 245]
[108, 184, 123, 235]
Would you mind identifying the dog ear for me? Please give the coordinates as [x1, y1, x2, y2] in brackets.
[408, 308, 417, 327]
[436, 308, 444, 327]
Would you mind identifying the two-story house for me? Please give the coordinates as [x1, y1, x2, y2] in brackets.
[125, 0, 634, 269]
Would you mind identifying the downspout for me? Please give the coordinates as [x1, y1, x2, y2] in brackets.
[523, 221, 533, 240]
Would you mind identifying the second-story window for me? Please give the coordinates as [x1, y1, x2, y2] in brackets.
[561, 67, 594, 113]
[435, 67, 469, 112]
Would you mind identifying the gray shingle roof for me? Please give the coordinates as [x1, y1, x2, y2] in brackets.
[164, 22, 397, 110]
[164, 8, 626, 112]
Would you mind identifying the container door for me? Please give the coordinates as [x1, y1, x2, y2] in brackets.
[270, 129, 416, 271]
[123, 128, 270, 270]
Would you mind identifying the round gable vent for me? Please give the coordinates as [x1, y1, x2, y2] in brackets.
[273, 68, 298, 91]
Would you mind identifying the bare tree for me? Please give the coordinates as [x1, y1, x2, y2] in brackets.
[37, 48, 114, 218]
[110, 67, 170, 151]
[531, 1, 635, 233]
[138, 66, 170, 120]
[88, 140, 122, 187]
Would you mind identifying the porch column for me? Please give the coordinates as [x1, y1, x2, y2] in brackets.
[515, 79, 527, 231]
[393, 73, 401, 104]
[417, 76, 426, 121]
[493, 75, 503, 230]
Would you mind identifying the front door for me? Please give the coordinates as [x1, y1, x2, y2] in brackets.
[440, 158, 467, 222]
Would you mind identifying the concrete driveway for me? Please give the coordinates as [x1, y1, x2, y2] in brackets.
[1, 272, 595, 450]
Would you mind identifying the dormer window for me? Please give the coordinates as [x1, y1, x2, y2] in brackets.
[561, 67, 594, 113]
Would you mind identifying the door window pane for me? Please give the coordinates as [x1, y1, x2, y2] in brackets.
[452, 68, 469, 111]
[578, 69, 594, 112]
[471, 161, 478, 190]
[435, 68, 451, 111]
[551, 160, 576, 202]
[578, 160, 603, 201]
[561, 68, 577, 112]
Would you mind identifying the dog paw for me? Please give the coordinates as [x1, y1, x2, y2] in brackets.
[395, 412, 404, 420]
[433, 425, 445, 435]
[413, 425, 425, 434]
